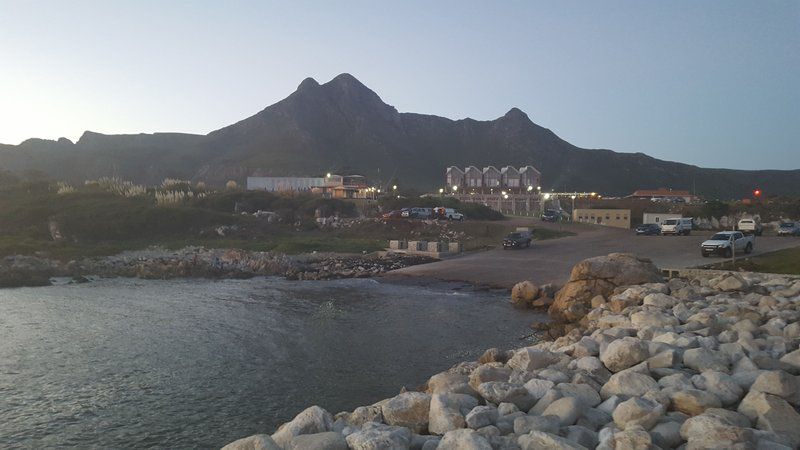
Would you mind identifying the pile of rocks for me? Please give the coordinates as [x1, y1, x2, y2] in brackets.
[222, 253, 800, 449]
[285, 254, 436, 281]
[510, 281, 558, 309]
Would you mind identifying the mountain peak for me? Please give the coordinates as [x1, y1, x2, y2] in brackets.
[327, 73, 362, 87]
[298, 77, 320, 91]
[502, 107, 530, 121]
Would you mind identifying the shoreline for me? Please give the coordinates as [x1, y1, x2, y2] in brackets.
[222, 253, 800, 450]
[0, 246, 439, 289]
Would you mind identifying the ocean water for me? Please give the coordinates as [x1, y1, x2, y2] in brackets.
[0, 277, 540, 449]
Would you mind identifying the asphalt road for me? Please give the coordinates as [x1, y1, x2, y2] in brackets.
[387, 220, 800, 288]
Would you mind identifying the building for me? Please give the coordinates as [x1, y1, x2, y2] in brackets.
[573, 208, 631, 229]
[446, 164, 541, 192]
[247, 174, 370, 199]
[643, 212, 682, 225]
[446, 166, 464, 188]
[483, 166, 501, 188]
[464, 166, 483, 188]
[501, 166, 520, 189]
[519, 166, 541, 190]
[628, 188, 700, 204]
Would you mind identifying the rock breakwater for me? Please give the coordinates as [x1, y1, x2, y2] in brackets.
[222, 254, 800, 450]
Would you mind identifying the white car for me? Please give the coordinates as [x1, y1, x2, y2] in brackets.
[701, 231, 754, 257]
[737, 218, 763, 236]
[441, 208, 464, 221]
[661, 218, 693, 235]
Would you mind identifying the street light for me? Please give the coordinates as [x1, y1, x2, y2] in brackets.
[527, 185, 533, 192]
[544, 193, 551, 200]
[439, 188, 444, 194]
[537, 186, 541, 192]
[326, 173, 331, 178]
[501, 190, 507, 196]
[571, 194, 576, 213]
[452, 185, 458, 192]
[392, 185, 397, 191]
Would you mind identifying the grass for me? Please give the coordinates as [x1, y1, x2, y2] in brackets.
[709, 246, 800, 275]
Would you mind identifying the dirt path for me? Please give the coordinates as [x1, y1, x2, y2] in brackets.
[386, 220, 800, 288]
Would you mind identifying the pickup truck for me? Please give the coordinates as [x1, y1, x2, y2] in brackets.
[701, 231, 754, 257]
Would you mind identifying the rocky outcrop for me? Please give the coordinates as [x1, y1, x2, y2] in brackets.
[222, 258, 800, 449]
[549, 253, 663, 323]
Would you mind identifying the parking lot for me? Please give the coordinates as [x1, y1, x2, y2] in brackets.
[388, 219, 800, 288]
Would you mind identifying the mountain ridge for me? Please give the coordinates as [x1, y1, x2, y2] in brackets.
[1, 73, 798, 198]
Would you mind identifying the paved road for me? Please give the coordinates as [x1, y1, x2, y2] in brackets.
[387, 220, 800, 288]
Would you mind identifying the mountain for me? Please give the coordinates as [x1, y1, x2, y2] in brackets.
[1, 73, 798, 198]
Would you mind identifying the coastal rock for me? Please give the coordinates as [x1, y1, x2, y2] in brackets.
[344, 423, 412, 450]
[600, 371, 659, 399]
[599, 337, 649, 372]
[476, 382, 535, 411]
[549, 253, 662, 323]
[511, 281, 539, 307]
[436, 429, 492, 449]
[428, 393, 479, 435]
[381, 392, 431, 433]
[222, 434, 281, 450]
[288, 432, 347, 450]
[464, 405, 498, 429]
[271, 406, 333, 449]
[507, 347, 566, 372]
[518, 430, 589, 450]
[541, 396, 582, 426]
[612, 397, 664, 430]
[513, 415, 561, 434]
[670, 389, 723, 416]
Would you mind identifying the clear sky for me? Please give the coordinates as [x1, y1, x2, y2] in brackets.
[1, 1, 798, 169]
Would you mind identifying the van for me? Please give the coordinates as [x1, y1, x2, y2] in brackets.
[661, 218, 693, 236]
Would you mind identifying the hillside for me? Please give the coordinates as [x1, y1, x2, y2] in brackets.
[1, 73, 798, 198]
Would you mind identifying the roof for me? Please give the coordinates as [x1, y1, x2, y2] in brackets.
[630, 188, 692, 197]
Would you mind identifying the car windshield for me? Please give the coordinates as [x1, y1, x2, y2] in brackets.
[740, 220, 753, 224]
[711, 233, 732, 240]
[507, 233, 522, 239]
[780, 222, 795, 227]
[664, 219, 677, 225]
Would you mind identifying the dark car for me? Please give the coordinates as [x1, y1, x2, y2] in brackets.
[778, 222, 800, 236]
[635, 223, 661, 235]
[503, 231, 532, 249]
[541, 209, 559, 222]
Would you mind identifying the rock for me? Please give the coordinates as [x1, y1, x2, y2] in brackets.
[691, 371, 744, 406]
[468, 364, 511, 390]
[780, 349, 800, 373]
[507, 347, 566, 372]
[464, 405, 498, 429]
[599, 337, 649, 372]
[564, 425, 598, 449]
[476, 382, 535, 411]
[631, 310, 680, 329]
[556, 383, 602, 407]
[497, 402, 519, 416]
[530, 389, 562, 415]
[549, 253, 662, 323]
[683, 347, 730, 372]
[436, 429, 492, 450]
[427, 372, 476, 397]
[612, 397, 665, 430]
[643, 292, 679, 308]
[716, 274, 750, 291]
[613, 426, 652, 449]
[477, 348, 512, 365]
[541, 396, 582, 426]
[670, 389, 723, 416]
[345, 423, 412, 450]
[288, 432, 347, 450]
[513, 415, 561, 434]
[381, 392, 431, 433]
[647, 349, 680, 369]
[518, 430, 589, 450]
[271, 406, 333, 449]
[511, 281, 539, 307]
[680, 412, 754, 447]
[600, 371, 659, 399]
[738, 392, 800, 447]
[523, 378, 555, 400]
[428, 393, 479, 435]
[222, 434, 281, 450]
[650, 420, 683, 449]
[751, 370, 799, 402]
[344, 406, 383, 426]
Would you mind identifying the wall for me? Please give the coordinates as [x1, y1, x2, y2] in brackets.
[573, 208, 631, 229]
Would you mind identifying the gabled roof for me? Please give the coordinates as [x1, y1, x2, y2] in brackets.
[519, 165, 541, 174]
[501, 166, 520, 174]
[446, 166, 465, 174]
[483, 166, 500, 173]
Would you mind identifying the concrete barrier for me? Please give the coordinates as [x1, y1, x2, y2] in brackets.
[448, 242, 463, 253]
[427, 241, 443, 252]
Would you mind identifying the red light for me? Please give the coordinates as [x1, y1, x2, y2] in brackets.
[754, 189, 762, 197]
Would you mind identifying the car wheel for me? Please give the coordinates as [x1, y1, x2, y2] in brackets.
[724, 248, 732, 258]
[745, 243, 753, 254]
[701, 252, 708, 257]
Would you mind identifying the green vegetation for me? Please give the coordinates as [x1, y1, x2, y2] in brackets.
[710, 246, 800, 275]
[0, 180, 570, 260]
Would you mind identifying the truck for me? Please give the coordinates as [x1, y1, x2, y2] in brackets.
[700, 231, 754, 258]
[737, 217, 763, 236]
[661, 218, 693, 236]
[503, 228, 532, 249]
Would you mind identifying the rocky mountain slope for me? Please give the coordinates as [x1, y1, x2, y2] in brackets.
[1, 73, 798, 198]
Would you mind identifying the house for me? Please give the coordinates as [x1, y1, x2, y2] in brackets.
[519, 166, 541, 189]
[643, 212, 682, 225]
[628, 188, 699, 204]
[573, 208, 631, 229]
[501, 166, 520, 189]
[464, 166, 483, 188]
[248, 174, 370, 199]
[483, 166, 501, 188]
[446, 166, 465, 189]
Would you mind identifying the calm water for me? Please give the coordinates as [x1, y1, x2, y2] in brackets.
[0, 277, 540, 449]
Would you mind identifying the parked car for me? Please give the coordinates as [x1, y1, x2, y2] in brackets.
[635, 223, 662, 235]
[503, 231, 532, 249]
[401, 207, 432, 219]
[661, 218, 693, 235]
[434, 207, 464, 221]
[737, 218, 763, 236]
[541, 209, 559, 222]
[701, 231, 754, 257]
[778, 221, 800, 236]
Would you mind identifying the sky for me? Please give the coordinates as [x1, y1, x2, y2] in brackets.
[0, 0, 798, 170]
